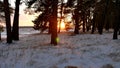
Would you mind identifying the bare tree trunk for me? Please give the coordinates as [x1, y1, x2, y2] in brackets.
[113, 0, 120, 39]
[113, 27, 118, 39]
[4, 0, 12, 43]
[12, 0, 20, 40]
[48, 22, 52, 34]
[0, 32, 1, 41]
[113, 12, 120, 39]
[91, 12, 96, 34]
[82, 12, 86, 32]
[119, 29, 120, 35]
[51, 0, 58, 45]
[74, 0, 80, 34]
[74, 14, 79, 34]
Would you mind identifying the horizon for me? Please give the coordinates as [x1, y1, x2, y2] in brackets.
[9, 0, 68, 27]
[9, 0, 37, 27]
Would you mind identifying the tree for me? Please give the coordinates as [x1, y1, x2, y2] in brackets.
[27, 0, 52, 33]
[0, 1, 4, 15]
[32, 2, 52, 33]
[65, 0, 80, 34]
[113, 0, 120, 39]
[91, 11, 97, 34]
[4, 0, 12, 43]
[12, 0, 21, 40]
[65, 0, 95, 34]
[50, 0, 58, 45]
[26, 0, 58, 45]
[95, 0, 108, 34]
[73, 0, 80, 34]
[91, 0, 110, 34]
[0, 1, 4, 41]
[74, 7, 80, 34]
[0, 24, 4, 41]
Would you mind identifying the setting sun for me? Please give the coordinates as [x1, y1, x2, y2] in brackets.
[60, 21, 65, 30]
[58, 20, 65, 30]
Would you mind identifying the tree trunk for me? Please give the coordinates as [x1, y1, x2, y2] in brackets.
[91, 13, 96, 34]
[113, 28, 118, 39]
[48, 22, 52, 34]
[113, 0, 120, 39]
[86, 10, 91, 32]
[4, 0, 12, 43]
[74, 0, 80, 34]
[119, 29, 120, 35]
[12, 0, 20, 40]
[74, 16, 79, 34]
[0, 32, 1, 41]
[97, 20, 103, 34]
[51, 0, 58, 45]
[113, 14, 119, 39]
[82, 12, 86, 32]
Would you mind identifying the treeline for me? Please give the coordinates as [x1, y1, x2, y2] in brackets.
[0, 0, 20, 43]
[30, 0, 120, 39]
[0, 0, 58, 45]
[0, 0, 120, 45]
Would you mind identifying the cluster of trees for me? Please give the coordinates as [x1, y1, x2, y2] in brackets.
[0, 0, 120, 45]
[0, 1, 4, 41]
[0, 0, 20, 43]
[30, 0, 120, 39]
[26, 0, 59, 45]
[0, 0, 58, 45]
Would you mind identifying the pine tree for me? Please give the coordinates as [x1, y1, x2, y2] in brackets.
[4, 0, 12, 43]
[51, 0, 58, 45]
[12, 0, 21, 40]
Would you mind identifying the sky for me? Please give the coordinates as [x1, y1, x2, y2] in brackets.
[9, 0, 68, 26]
[10, 0, 37, 26]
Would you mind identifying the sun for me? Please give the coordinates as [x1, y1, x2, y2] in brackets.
[60, 21, 65, 30]
[58, 20, 65, 30]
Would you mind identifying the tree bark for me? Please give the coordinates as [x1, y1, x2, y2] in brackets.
[74, 0, 80, 34]
[113, 0, 120, 39]
[113, 28, 118, 39]
[51, 0, 58, 45]
[4, 0, 12, 43]
[119, 29, 120, 35]
[12, 0, 20, 40]
[82, 12, 86, 32]
[91, 12, 96, 34]
[0, 32, 1, 41]
[74, 14, 79, 34]
[49, 22, 52, 34]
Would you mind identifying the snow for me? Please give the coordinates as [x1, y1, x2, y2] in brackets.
[0, 29, 120, 68]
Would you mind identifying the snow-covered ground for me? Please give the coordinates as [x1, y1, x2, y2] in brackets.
[1, 27, 40, 38]
[0, 28, 120, 68]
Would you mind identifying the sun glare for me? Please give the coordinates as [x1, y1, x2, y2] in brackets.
[60, 21, 65, 30]
[58, 20, 65, 30]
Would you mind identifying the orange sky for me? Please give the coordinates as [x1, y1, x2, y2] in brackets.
[10, 0, 68, 26]
[18, 14, 36, 26]
[10, 0, 36, 26]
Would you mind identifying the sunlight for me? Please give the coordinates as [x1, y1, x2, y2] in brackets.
[60, 21, 65, 30]
[58, 20, 65, 30]
[64, 0, 68, 3]
[64, 14, 72, 22]
[0, 23, 5, 27]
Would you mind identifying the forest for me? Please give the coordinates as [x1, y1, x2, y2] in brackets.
[0, 0, 120, 68]
[0, 0, 120, 45]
